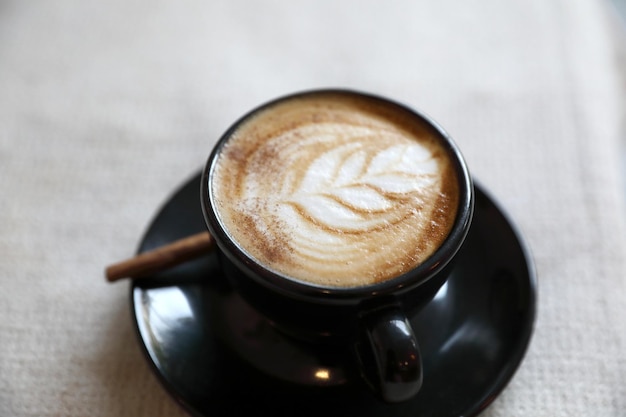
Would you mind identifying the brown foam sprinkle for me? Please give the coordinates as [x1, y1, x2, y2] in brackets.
[211, 92, 459, 287]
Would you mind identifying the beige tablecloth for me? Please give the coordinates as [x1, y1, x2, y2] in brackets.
[2, 0, 626, 415]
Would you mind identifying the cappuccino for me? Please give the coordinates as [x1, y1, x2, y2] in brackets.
[211, 92, 459, 287]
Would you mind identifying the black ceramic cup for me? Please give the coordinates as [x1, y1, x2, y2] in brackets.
[201, 89, 474, 403]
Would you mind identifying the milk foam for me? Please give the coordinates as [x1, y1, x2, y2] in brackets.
[212, 93, 459, 287]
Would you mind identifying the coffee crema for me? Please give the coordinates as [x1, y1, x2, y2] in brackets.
[211, 92, 459, 288]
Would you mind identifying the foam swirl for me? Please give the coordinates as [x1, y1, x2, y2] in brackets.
[212, 93, 459, 287]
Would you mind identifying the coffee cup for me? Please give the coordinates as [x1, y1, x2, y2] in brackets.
[201, 89, 474, 402]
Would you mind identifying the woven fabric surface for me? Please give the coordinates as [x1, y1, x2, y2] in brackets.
[1, 0, 625, 415]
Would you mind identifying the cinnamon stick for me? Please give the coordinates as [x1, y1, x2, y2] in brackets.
[105, 231, 215, 282]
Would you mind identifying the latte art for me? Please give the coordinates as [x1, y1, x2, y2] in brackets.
[212, 93, 459, 287]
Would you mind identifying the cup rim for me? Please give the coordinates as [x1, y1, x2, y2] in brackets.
[201, 88, 474, 301]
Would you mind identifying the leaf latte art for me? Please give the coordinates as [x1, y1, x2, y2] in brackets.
[211, 93, 459, 287]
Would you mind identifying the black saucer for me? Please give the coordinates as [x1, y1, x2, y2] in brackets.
[130, 173, 536, 417]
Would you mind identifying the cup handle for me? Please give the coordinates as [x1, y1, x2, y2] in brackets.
[356, 306, 423, 402]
